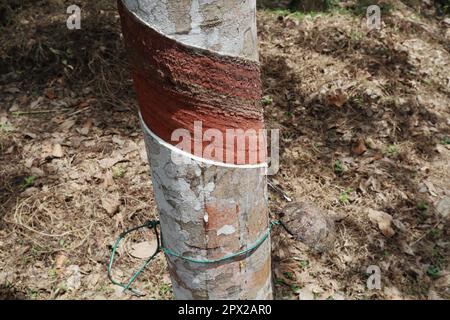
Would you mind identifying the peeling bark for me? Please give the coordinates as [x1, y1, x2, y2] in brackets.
[118, 0, 272, 299]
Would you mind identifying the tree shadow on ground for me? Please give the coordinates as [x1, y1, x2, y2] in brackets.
[0, 285, 26, 300]
[0, 0, 140, 233]
[260, 17, 449, 297]
[257, 0, 291, 10]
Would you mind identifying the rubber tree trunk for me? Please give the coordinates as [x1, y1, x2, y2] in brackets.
[118, 0, 272, 299]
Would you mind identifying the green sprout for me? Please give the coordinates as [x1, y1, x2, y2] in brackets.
[442, 136, 450, 145]
[339, 188, 353, 204]
[385, 144, 399, 157]
[0, 123, 13, 133]
[112, 166, 126, 178]
[417, 201, 428, 213]
[334, 160, 344, 174]
[21, 175, 37, 189]
[261, 95, 274, 106]
[426, 265, 441, 279]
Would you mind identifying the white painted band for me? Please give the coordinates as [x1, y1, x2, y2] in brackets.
[139, 112, 268, 169]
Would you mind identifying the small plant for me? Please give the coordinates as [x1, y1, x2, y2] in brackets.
[428, 228, 442, 240]
[55, 282, 68, 296]
[334, 160, 344, 174]
[298, 259, 309, 269]
[48, 268, 57, 279]
[385, 144, 399, 157]
[313, 292, 322, 300]
[426, 265, 441, 279]
[442, 136, 450, 145]
[290, 284, 300, 293]
[261, 95, 273, 106]
[283, 271, 295, 280]
[0, 123, 13, 133]
[352, 96, 364, 107]
[159, 283, 171, 296]
[112, 166, 126, 178]
[21, 175, 36, 189]
[27, 288, 39, 300]
[339, 188, 353, 204]
[350, 30, 364, 42]
[417, 201, 428, 213]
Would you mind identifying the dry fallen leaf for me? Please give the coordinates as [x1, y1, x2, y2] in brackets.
[55, 253, 68, 269]
[59, 118, 76, 131]
[66, 265, 81, 291]
[423, 180, 438, 197]
[23, 131, 37, 139]
[99, 156, 125, 169]
[436, 197, 450, 219]
[129, 240, 158, 259]
[101, 195, 120, 216]
[103, 170, 115, 188]
[368, 209, 396, 237]
[52, 144, 64, 158]
[352, 138, 368, 156]
[327, 88, 348, 108]
[79, 119, 92, 136]
[45, 89, 56, 100]
[24, 158, 35, 168]
[86, 273, 101, 289]
[399, 240, 415, 256]
[298, 285, 315, 300]
[30, 167, 45, 177]
[29, 97, 43, 109]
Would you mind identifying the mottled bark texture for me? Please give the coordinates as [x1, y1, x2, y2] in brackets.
[118, 0, 272, 299]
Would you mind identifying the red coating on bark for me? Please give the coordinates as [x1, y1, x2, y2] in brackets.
[118, 1, 266, 164]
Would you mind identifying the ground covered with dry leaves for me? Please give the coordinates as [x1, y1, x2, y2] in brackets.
[0, 0, 449, 300]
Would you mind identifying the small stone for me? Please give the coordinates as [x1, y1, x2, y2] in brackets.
[66, 265, 81, 291]
[52, 144, 64, 158]
[298, 285, 315, 300]
[101, 196, 120, 216]
[281, 202, 336, 253]
[368, 209, 395, 238]
[436, 197, 450, 219]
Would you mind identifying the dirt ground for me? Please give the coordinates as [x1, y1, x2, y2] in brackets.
[0, 0, 449, 300]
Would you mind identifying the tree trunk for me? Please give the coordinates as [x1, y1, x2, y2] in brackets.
[118, 0, 272, 300]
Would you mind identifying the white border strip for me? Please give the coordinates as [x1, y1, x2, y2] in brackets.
[139, 112, 268, 169]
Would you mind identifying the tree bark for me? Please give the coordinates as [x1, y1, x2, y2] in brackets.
[118, 0, 272, 300]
